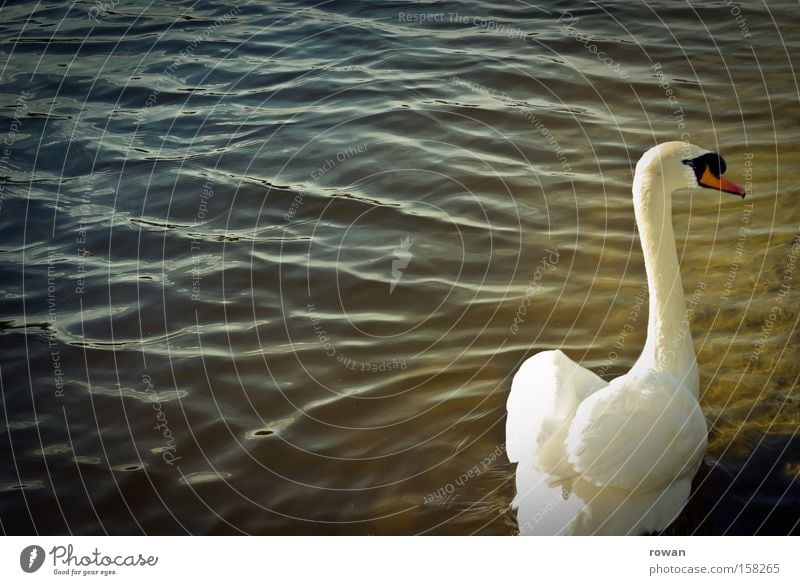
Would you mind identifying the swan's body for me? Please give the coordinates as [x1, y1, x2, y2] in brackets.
[507, 142, 746, 535]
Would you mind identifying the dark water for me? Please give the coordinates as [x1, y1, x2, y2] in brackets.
[0, 0, 798, 535]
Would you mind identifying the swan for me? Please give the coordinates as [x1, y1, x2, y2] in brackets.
[506, 141, 746, 535]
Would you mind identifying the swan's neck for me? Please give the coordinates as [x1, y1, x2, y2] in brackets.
[633, 173, 696, 381]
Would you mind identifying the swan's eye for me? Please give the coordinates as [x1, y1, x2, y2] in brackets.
[682, 152, 727, 180]
[683, 152, 745, 196]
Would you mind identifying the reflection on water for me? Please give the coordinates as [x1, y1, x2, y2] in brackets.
[0, 1, 798, 534]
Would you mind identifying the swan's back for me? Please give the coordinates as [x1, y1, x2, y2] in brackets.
[506, 350, 707, 534]
[566, 370, 707, 493]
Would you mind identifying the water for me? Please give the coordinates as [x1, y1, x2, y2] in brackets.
[1, 0, 798, 535]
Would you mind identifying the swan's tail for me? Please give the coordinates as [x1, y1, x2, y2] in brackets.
[514, 465, 693, 535]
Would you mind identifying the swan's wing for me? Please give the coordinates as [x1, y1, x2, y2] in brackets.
[506, 350, 607, 477]
[565, 371, 707, 493]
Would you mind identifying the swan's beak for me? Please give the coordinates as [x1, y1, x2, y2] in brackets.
[698, 166, 746, 197]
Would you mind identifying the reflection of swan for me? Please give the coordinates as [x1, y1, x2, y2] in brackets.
[507, 142, 746, 535]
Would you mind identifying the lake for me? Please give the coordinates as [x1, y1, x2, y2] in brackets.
[0, 0, 798, 535]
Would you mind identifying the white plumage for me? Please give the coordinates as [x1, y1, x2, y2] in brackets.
[507, 142, 746, 535]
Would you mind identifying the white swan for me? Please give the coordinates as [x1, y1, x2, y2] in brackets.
[506, 141, 746, 535]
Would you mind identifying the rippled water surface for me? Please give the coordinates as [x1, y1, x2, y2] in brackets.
[1, 0, 799, 535]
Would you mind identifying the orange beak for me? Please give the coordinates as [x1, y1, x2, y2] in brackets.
[698, 166, 746, 197]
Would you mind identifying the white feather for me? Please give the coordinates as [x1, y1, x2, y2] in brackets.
[505, 142, 741, 535]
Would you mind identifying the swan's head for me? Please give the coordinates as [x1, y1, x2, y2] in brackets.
[636, 141, 746, 198]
